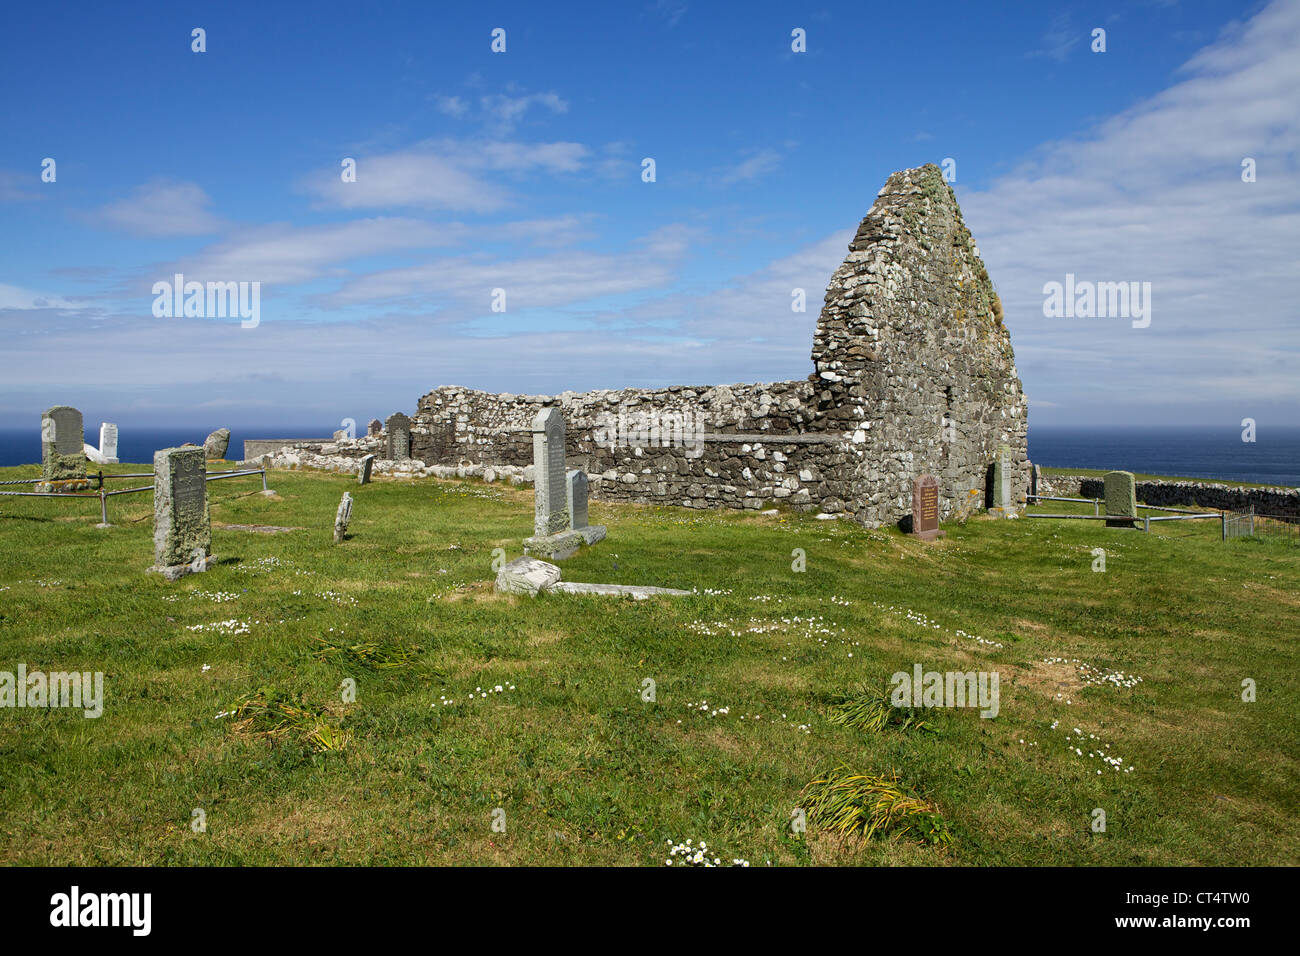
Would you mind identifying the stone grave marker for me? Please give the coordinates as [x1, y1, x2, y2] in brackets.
[523, 407, 584, 559]
[1104, 470, 1137, 528]
[149, 446, 212, 580]
[41, 406, 87, 481]
[357, 454, 375, 485]
[99, 423, 119, 464]
[565, 469, 606, 545]
[203, 428, 231, 460]
[367, 419, 383, 437]
[385, 413, 411, 461]
[991, 444, 1012, 512]
[910, 474, 945, 541]
[334, 492, 353, 543]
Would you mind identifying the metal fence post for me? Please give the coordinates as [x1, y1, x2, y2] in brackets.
[1094, 499, 1099, 516]
[1221, 512, 1227, 541]
[261, 469, 268, 493]
[99, 489, 108, 526]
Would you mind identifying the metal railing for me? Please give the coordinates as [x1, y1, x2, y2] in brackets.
[0, 467, 270, 526]
[1026, 494, 1224, 534]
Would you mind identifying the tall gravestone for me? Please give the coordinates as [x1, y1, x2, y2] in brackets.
[41, 406, 87, 481]
[1104, 470, 1137, 528]
[150, 446, 212, 580]
[357, 454, 375, 485]
[566, 469, 606, 545]
[99, 423, 119, 464]
[523, 407, 585, 559]
[910, 474, 944, 541]
[988, 444, 1012, 515]
[385, 413, 411, 461]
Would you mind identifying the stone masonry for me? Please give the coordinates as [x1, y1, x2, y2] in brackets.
[400, 165, 1028, 528]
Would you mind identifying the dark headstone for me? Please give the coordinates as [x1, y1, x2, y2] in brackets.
[385, 413, 411, 461]
[367, 419, 383, 437]
[910, 474, 945, 541]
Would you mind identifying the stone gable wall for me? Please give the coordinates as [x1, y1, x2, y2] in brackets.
[407, 163, 1029, 528]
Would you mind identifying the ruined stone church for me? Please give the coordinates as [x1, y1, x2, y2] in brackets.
[408, 163, 1028, 527]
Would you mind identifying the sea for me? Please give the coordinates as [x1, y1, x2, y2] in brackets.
[1, 425, 1296, 487]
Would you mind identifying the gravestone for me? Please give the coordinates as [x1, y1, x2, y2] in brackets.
[1030, 461, 1041, 499]
[992, 444, 1012, 510]
[99, 423, 119, 464]
[1104, 470, 1137, 528]
[910, 474, 945, 541]
[523, 407, 584, 559]
[334, 492, 353, 543]
[203, 428, 231, 460]
[40, 406, 87, 481]
[385, 413, 411, 461]
[367, 419, 383, 437]
[357, 454, 375, 485]
[149, 446, 212, 580]
[566, 469, 606, 545]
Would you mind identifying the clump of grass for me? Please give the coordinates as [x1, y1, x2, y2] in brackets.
[312, 634, 421, 671]
[802, 765, 951, 846]
[228, 686, 350, 752]
[828, 685, 933, 733]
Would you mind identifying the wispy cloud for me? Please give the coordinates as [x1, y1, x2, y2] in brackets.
[967, 0, 1300, 418]
[303, 139, 588, 213]
[85, 179, 225, 237]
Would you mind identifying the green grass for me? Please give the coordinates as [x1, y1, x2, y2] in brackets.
[1, 461, 1297, 866]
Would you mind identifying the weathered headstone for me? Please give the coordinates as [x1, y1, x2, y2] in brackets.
[992, 444, 1012, 511]
[1104, 470, 1137, 528]
[565, 469, 606, 544]
[334, 492, 353, 543]
[385, 413, 411, 461]
[99, 423, 119, 464]
[357, 454, 375, 485]
[367, 419, 383, 437]
[523, 408, 584, 559]
[910, 474, 945, 541]
[203, 427, 231, 460]
[495, 556, 562, 596]
[1030, 461, 1041, 499]
[41, 406, 86, 481]
[149, 446, 212, 580]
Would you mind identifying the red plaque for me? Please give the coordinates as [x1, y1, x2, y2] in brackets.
[911, 474, 945, 541]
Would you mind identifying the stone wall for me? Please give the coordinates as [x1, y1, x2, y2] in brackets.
[406, 164, 1029, 528]
[1037, 472, 1300, 518]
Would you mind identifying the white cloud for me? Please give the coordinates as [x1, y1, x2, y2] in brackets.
[962, 0, 1300, 422]
[304, 139, 588, 213]
[167, 218, 455, 287]
[86, 179, 225, 237]
[716, 149, 783, 186]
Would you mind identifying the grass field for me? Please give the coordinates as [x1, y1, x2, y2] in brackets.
[1, 461, 1297, 866]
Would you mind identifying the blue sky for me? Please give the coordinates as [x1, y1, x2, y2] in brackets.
[1, 0, 1295, 432]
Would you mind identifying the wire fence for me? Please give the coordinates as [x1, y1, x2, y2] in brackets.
[0, 468, 270, 526]
[1224, 507, 1300, 546]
